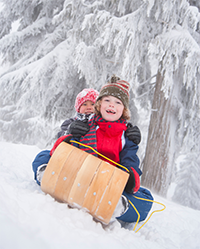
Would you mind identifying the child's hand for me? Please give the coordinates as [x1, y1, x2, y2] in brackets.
[125, 123, 141, 144]
[68, 120, 90, 137]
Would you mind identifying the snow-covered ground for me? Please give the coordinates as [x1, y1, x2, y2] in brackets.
[0, 141, 200, 249]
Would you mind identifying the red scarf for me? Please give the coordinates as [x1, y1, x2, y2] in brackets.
[77, 115, 127, 164]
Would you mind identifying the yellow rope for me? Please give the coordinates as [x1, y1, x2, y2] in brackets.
[128, 200, 140, 231]
[69, 139, 166, 232]
[130, 196, 166, 233]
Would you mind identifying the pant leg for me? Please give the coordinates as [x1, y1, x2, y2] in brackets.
[117, 187, 154, 223]
[32, 150, 51, 185]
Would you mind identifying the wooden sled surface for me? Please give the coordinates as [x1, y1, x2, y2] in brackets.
[41, 142, 129, 224]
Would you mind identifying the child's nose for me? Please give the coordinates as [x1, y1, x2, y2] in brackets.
[109, 102, 114, 107]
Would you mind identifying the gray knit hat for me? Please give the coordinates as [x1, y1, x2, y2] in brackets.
[96, 75, 130, 108]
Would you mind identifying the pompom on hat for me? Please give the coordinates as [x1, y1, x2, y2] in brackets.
[75, 88, 99, 112]
[96, 75, 130, 108]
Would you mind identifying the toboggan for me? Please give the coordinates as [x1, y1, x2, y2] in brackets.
[41, 142, 129, 224]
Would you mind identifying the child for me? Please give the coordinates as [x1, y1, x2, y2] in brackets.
[50, 76, 153, 224]
[57, 88, 99, 138]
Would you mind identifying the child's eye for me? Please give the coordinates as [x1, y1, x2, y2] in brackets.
[116, 101, 122, 105]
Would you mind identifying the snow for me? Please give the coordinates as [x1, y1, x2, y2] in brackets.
[1, 141, 200, 249]
[11, 19, 20, 33]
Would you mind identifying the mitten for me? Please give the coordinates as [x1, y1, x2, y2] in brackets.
[125, 123, 141, 145]
[124, 168, 136, 194]
[68, 120, 90, 137]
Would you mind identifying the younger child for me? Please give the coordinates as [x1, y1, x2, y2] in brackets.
[50, 76, 153, 224]
[57, 88, 99, 138]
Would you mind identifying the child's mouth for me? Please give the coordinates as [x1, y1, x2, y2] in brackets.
[106, 110, 116, 114]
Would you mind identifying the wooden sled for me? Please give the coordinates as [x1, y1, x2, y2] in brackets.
[41, 142, 129, 224]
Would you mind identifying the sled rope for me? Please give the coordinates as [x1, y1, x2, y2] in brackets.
[131, 197, 166, 233]
[70, 140, 166, 232]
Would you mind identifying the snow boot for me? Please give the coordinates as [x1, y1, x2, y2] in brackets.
[36, 164, 47, 184]
[111, 195, 130, 220]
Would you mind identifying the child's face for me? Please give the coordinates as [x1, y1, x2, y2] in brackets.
[100, 96, 124, 121]
[79, 100, 95, 114]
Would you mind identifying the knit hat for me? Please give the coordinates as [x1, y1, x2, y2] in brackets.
[96, 75, 130, 108]
[75, 88, 99, 112]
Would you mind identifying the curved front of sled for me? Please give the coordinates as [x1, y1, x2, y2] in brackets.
[41, 142, 129, 224]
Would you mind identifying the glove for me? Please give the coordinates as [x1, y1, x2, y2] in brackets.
[68, 120, 90, 137]
[125, 123, 141, 145]
[124, 168, 135, 194]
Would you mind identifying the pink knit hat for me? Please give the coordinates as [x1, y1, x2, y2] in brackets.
[75, 88, 99, 112]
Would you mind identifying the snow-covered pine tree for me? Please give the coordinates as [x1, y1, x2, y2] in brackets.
[189, 0, 200, 11]
[0, 0, 199, 209]
[141, 5, 200, 210]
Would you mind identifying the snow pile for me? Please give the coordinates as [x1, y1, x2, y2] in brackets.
[0, 141, 200, 249]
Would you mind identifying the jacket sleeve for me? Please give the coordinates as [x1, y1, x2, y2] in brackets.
[50, 135, 70, 156]
[119, 137, 142, 176]
[57, 118, 75, 138]
[120, 137, 142, 193]
[50, 135, 81, 156]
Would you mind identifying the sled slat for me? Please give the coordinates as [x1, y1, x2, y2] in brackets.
[41, 142, 74, 195]
[68, 154, 101, 207]
[82, 161, 115, 214]
[94, 167, 129, 224]
[54, 148, 88, 202]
